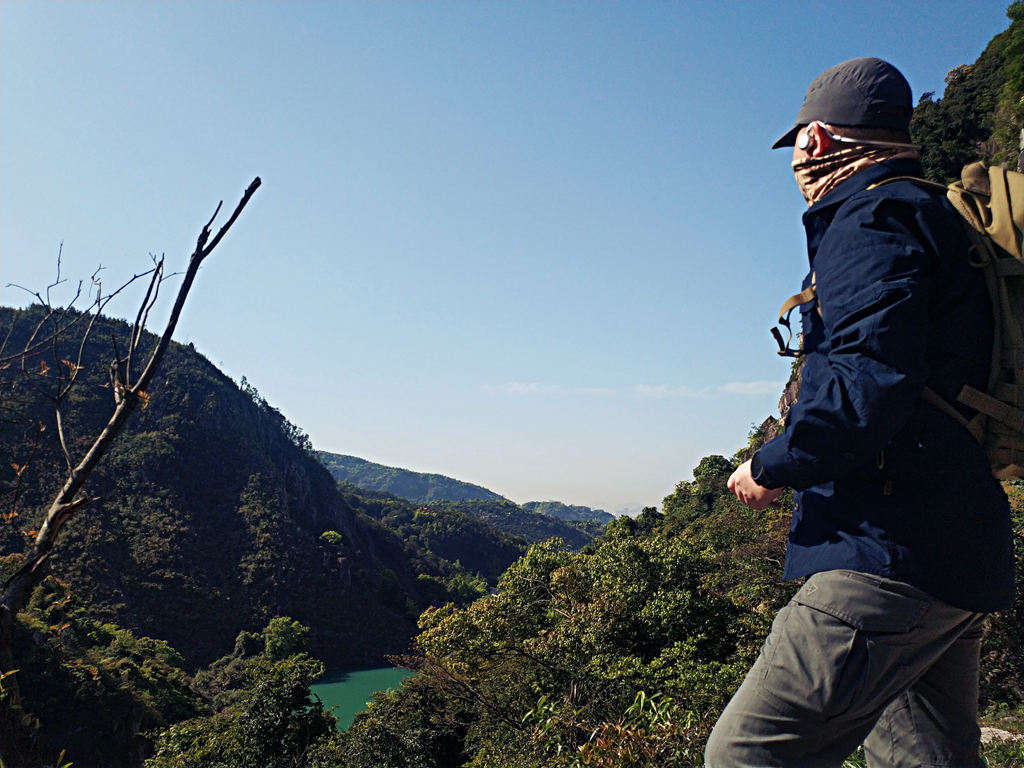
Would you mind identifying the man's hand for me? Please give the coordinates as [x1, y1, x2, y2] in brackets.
[727, 459, 784, 510]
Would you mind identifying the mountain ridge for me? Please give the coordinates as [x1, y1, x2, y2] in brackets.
[316, 451, 507, 503]
[317, 450, 614, 525]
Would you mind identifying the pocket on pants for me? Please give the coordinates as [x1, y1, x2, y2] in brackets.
[758, 598, 868, 721]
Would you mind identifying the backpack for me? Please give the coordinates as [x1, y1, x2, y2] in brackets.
[771, 162, 1024, 480]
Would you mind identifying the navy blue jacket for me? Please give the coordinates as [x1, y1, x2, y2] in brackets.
[752, 158, 1014, 612]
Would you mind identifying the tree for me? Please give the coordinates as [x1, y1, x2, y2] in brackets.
[0, 178, 261, 768]
[146, 640, 335, 768]
[263, 617, 310, 661]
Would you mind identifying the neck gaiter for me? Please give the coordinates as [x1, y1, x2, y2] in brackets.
[792, 145, 920, 205]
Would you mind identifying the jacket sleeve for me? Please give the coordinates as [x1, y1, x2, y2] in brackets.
[752, 193, 933, 491]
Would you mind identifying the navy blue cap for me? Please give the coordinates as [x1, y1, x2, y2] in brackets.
[772, 57, 913, 149]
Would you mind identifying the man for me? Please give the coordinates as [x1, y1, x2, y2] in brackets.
[705, 58, 1015, 768]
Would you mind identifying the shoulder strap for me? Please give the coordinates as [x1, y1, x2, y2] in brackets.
[867, 175, 948, 193]
[771, 274, 817, 357]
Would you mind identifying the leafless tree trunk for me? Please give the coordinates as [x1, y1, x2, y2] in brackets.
[0, 177, 260, 768]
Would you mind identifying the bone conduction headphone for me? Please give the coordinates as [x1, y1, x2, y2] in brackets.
[796, 120, 919, 151]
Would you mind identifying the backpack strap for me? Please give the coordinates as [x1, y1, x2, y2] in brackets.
[921, 386, 985, 444]
[868, 175, 949, 193]
[771, 275, 817, 357]
[958, 384, 1024, 433]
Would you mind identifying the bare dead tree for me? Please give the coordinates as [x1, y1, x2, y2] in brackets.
[0, 177, 260, 768]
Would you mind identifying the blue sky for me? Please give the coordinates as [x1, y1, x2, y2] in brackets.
[1, 1, 1013, 512]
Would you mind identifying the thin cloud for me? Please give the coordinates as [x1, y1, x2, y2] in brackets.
[484, 382, 616, 396]
[486, 380, 784, 398]
[718, 380, 786, 395]
[633, 381, 785, 398]
[633, 384, 707, 398]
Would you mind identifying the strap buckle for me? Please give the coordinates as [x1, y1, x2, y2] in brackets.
[771, 324, 802, 358]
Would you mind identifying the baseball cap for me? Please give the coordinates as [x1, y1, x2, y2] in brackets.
[772, 57, 913, 149]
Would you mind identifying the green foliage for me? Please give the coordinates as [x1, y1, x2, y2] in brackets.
[0, 305, 478, 674]
[318, 452, 506, 503]
[520, 501, 614, 525]
[911, 3, 1023, 181]
[146, 648, 334, 768]
[335, 531, 750, 767]
[431, 499, 601, 551]
[978, 481, 1024, 707]
[340, 488, 527, 585]
[569, 692, 709, 768]
[240, 376, 313, 453]
[263, 617, 310, 661]
[319, 529, 348, 547]
[9, 577, 201, 768]
[661, 455, 736, 530]
[332, 442, 809, 768]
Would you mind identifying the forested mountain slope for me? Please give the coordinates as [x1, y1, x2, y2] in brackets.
[521, 500, 614, 524]
[318, 454, 608, 548]
[431, 499, 601, 551]
[911, 1, 1022, 179]
[0, 306, 513, 671]
[335, 484, 526, 585]
[317, 452, 507, 503]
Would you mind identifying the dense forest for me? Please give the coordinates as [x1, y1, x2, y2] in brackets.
[1, 4, 1022, 766]
[319, 454, 611, 547]
[910, 1, 1022, 179]
[519, 501, 613, 525]
[0, 304, 562, 765]
[317, 453, 507, 504]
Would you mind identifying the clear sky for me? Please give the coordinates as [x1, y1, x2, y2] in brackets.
[1, 1, 1013, 513]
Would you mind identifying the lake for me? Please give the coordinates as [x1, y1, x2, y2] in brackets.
[311, 666, 414, 730]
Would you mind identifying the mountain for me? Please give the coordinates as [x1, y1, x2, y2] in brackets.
[520, 500, 614, 524]
[911, 1, 1022, 180]
[0, 306, 515, 672]
[316, 452, 507, 503]
[423, 499, 599, 551]
[316, 453, 613, 543]
[334, 483, 526, 585]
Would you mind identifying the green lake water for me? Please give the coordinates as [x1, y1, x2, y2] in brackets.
[311, 666, 413, 730]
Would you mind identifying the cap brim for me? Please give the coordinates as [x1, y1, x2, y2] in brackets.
[771, 124, 803, 150]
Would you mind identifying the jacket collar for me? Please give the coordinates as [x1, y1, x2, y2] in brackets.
[802, 157, 925, 261]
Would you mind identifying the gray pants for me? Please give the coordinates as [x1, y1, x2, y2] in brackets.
[705, 569, 987, 768]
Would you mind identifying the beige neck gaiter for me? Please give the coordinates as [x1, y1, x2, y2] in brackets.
[792, 145, 920, 205]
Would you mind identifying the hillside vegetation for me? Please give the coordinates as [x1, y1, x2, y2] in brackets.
[911, 1, 1023, 180]
[520, 500, 614, 525]
[320, 454, 609, 549]
[317, 452, 507, 504]
[0, 307, 534, 670]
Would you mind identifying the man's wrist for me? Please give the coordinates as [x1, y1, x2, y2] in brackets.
[750, 452, 782, 490]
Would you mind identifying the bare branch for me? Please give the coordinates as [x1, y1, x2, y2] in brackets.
[5, 283, 46, 305]
[5, 423, 45, 519]
[0, 266, 156, 367]
[132, 177, 260, 391]
[54, 406, 72, 473]
[127, 256, 164, 382]
[1, 177, 261, 619]
[44, 242, 66, 307]
[0, 180, 259, 765]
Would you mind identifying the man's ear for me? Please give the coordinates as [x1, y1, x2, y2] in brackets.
[807, 122, 835, 157]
